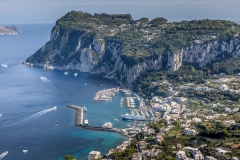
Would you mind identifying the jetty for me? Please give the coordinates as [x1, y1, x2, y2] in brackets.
[67, 105, 84, 125]
[66, 104, 123, 134]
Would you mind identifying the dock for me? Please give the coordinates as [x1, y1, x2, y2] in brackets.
[67, 105, 84, 125]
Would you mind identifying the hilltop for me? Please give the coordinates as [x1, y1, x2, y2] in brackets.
[0, 25, 20, 35]
[25, 11, 240, 88]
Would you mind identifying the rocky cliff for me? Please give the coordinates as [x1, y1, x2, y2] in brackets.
[24, 11, 240, 88]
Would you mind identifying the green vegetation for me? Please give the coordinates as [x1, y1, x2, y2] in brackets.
[64, 155, 75, 160]
[29, 10, 240, 67]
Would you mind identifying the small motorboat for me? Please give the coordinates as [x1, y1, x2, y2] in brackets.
[64, 72, 68, 75]
[74, 73, 78, 76]
[22, 150, 28, 153]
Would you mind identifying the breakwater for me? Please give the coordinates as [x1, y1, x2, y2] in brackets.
[66, 104, 124, 134]
[66, 105, 84, 125]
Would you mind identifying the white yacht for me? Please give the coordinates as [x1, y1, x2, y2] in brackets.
[22, 150, 28, 153]
[83, 119, 88, 125]
[121, 113, 145, 121]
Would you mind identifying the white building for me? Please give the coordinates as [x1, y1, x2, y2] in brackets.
[214, 148, 229, 156]
[88, 151, 101, 160]
[176, 150, 193, 160]
[218, 84, 228, 91]
[183, 128, 196, 136]
[192, 118, 202, 123]
[223, 120, 235, 126]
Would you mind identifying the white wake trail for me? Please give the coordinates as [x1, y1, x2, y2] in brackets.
[30, 106, 57, 118]
[40, 76, 52, 83]
[1, 63, 8, 68]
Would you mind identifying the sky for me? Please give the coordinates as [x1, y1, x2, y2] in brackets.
[1, 0, 240, 24]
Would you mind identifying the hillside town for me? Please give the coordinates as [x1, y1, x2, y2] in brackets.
[86, 73, 240, 160]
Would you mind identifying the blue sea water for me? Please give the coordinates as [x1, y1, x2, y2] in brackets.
[0, 24, 130, 160]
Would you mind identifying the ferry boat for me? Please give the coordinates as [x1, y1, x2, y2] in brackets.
[0, 151, 8, 159]
[121, 113, 145, 121]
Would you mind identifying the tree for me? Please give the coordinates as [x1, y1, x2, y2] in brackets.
[174, 119, 180, 129]
[64, 155, 75, 160]
[109, 152, 123, 160]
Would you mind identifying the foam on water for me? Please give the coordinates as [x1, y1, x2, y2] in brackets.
[1, 63, 8, 68]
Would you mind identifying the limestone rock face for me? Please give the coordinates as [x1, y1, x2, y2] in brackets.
[25, 26, 240, 88]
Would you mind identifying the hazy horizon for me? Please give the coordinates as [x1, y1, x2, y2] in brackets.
[1, 0, 240, 24]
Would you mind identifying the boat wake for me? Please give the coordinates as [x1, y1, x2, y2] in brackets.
[1, 63, 8, 68]
[40, 76, 52, 84]
[29, 106, 57, 118]
[0, 151, 8, 159]
[40, 76, 68, 91]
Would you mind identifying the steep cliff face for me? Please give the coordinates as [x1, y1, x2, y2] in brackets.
[25, 26, 240, 88]
[161, 39, 240, 73]
[24, 11, 240, 88]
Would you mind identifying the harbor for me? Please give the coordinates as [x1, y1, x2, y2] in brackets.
[94, 88, 155, 119]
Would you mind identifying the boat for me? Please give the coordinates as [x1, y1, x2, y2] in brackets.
[85, 83, 87, 86]
[0, 114, 2, 116]
[56, 124, 58, 127]
[121, 113, 145, 121]
[47, 66, 54, 70]
[102, 122, 113, 128]
[74, 73, 78, 76]
[83, 119, 88, 125]
[114, 118, 119, 121]
[83, 106, 87, 112]
[0, 151, 8, 159]
[53, 106, 57, 110]
[64, 72, 68, 75]
[22, 150, 28, 153]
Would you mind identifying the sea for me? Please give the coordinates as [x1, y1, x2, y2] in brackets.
[0, 24, 131, 160]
